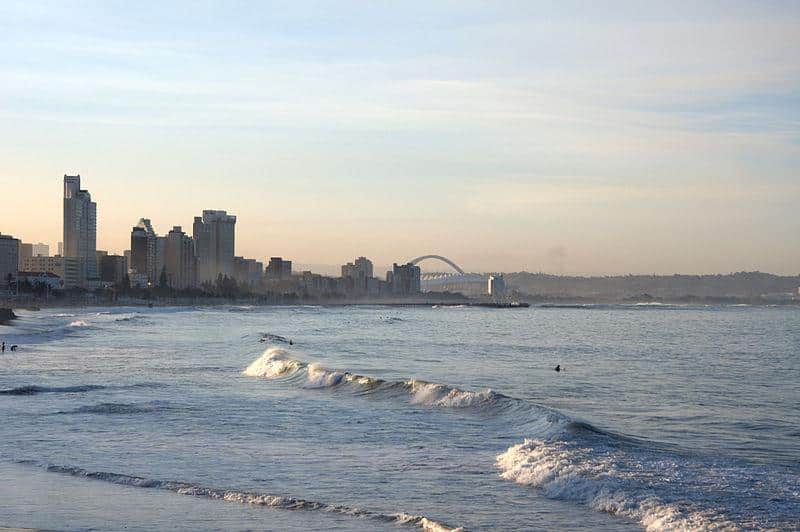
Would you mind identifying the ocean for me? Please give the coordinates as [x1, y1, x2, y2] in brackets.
[0, 304, 798, 531]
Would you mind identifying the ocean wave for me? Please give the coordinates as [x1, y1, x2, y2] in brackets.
[405, 379, 504, 408]
[496, 439, 729, 530]
[259, 333, 290, 344]
[67, 320, 90, 328]
[306, 363, 347, 388]
[57, 401, 173, 415]
[244, 348, 302, 378]
[496, 438, 797, 531]
[0, 384, 106, 396]
[113, 313, 150, 323]
[245, 349, 799, 530]
[244, 349, 522, 412]
[24, 462, 462, 531]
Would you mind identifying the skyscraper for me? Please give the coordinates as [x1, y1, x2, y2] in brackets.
[17, 242, 33, 271]
[0, 233, 20, 293]
[164, 226, 197, 290]
[130, 218, 157, 285]
[388, 263, 421, 295]
[193, 210, 236, 283]
[341, 256, 375, 294]
[62, 174, 97, 283]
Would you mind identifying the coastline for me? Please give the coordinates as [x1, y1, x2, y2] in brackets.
[1, 296, 796, 311]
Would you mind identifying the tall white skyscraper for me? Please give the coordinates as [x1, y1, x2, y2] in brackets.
[193, 210, 236, 284]
[62, 174, 98, 283]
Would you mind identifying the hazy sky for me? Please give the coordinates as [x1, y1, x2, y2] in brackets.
[1, 1, 798, 274]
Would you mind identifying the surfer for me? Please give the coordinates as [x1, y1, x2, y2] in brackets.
[10, 345, 17, 352]
[554, 364, 561, 372]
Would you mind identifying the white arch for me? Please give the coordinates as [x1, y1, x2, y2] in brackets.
[408, 255, 465, 275]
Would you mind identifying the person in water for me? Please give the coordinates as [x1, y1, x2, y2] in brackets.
[554, 364, 561, 372]
[1, 342, 4, 353]
[10, 345, 17, 352]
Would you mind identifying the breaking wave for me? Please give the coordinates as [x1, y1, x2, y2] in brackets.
[497, 439, 734, 531]
[244, 348, 302, 378]
[243, 348, 510, 410]
[245, 348, 800, 530]
[67, 320, 90, 328]
[23, 462, 462, 531]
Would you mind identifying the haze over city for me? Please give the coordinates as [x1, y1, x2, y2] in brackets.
[2, 4, 800, 532]
[1, 1, 799, 274]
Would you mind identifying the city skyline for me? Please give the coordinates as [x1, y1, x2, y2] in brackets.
[1, 2, 799, 275]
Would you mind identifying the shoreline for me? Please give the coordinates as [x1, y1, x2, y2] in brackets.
[2, 298, 797, 313]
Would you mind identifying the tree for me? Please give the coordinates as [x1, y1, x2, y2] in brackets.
[31, 280, 48, 297]
[18, 277, 34, 293]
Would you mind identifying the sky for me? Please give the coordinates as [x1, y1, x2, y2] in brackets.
[1, 1, 798, 275]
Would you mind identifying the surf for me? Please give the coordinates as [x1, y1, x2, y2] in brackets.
[21, 461, 463, 532]
[243, 348, 521, 412]
[243, 347, 799, 531]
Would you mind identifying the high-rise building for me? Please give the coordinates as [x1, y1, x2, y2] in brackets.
[130, 218, 157, 285]
[0, 233, 20, 293]
[99, 254, 128, 286]
[31, 243, 49, 257]
[193, 210, 236, 283]
[234, 256, 263, 287]
[341, 256, 375, 294]
[62, 174, 97, 283]
[164, 226, 196, 290]
[155, 236, 167, 283]
[354, 256, 374, 278]
[17, 242, 33, 271]
[265, 257, 292, 281]
[95, 249, 108, 266]
[387, 263, 421, 295]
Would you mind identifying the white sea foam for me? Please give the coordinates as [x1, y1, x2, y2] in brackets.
[33, 463, 463, 531]
[496, 439, 737, 531]
[67, 320, 89, 328]
[243, 348, 301, 378]
[305, 363, 346, 388]
[407, 379, 498, 408]
[244, 351, 507, 411]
